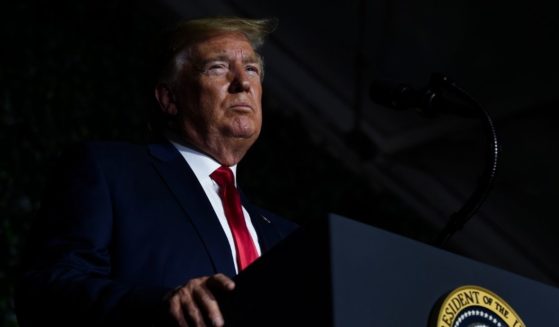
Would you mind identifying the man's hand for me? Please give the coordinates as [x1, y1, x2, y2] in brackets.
[167, 273, 235, 327]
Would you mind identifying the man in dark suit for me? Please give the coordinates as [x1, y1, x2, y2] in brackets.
[16, 17, 298, 327]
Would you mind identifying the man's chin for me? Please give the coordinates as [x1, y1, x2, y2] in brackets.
[230, 132, 259, 144]
[227, 129, 260, 149]
[226, 122, 260, 140]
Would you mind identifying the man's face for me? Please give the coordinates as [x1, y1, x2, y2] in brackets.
[173, 33, 263, 159]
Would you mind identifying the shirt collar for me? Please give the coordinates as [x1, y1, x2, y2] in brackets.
[169, 140, 238, 186]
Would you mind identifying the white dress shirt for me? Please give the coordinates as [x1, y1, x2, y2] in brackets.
[170, 141, 261, 273]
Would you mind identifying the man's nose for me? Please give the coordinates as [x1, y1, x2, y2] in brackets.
[228, 67, 251, 93]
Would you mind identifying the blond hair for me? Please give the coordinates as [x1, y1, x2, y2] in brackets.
[158, 17, 277, 83]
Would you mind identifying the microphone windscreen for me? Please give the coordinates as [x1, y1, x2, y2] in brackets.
[369, 80, 416, 110]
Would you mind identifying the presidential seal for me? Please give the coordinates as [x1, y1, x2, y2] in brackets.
[434, 285, 525, 327]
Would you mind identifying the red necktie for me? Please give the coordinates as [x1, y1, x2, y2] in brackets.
[210, 166, 259, 271]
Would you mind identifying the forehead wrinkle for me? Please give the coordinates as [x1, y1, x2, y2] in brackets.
[205, 51, 259, 63]
[203, 54, 230, 63]
[242, 52, 260, 64]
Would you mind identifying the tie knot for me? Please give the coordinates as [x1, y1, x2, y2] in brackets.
[210, 166, 235, 188]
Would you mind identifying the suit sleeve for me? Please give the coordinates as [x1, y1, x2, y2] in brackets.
[16, 144, 172, 326]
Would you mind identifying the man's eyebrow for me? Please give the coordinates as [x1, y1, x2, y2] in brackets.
[242, 54, 261, 64]
[202, 54, 230, 63]
[200, 54, 261, 64]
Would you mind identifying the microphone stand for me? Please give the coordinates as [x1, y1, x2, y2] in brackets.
[428, 75, 500, 247]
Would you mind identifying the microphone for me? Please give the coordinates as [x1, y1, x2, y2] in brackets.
[369, 73, 500, 247]
[369, 74, 476, 118]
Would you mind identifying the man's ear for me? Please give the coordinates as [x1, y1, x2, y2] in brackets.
[154, 83, 178, 116]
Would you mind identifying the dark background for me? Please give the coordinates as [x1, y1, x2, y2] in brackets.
[2, 0, 558, 325]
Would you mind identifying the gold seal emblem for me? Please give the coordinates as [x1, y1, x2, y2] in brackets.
[436, 285, 525, 327]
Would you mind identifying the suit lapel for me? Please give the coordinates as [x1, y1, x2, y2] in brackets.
[148, 141, 236, 277]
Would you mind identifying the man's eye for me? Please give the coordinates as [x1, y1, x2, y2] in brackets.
[205, 63, 228, 75]
[246, 65, 260, 75]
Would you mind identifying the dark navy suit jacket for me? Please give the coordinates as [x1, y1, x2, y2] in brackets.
[16, 140, 298, 326]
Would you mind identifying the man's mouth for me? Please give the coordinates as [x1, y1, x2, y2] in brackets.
[229, 103, 253, 112]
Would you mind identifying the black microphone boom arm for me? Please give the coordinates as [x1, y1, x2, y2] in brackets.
[370, 74, 499, 247]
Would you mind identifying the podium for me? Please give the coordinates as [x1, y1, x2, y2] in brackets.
[219, 214, 559, 326]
